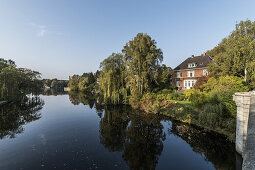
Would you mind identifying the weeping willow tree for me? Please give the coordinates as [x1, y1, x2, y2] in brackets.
[122, 33, 163, 97]
[99, 53, 128, 104]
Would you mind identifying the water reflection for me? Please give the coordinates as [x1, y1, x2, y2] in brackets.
[0, 96, 44, 139]
[0, 92, 240, 169]
[99, 106, 166, 169]
[170, 120, 242, 170]
[68, 92, 240, 170]
[42, 89, 68, 96]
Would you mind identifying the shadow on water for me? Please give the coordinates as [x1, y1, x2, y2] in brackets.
[99, 106, 166, 170]
[169, 120, 243, 170]
[69, 92, 242, 170]
[0, 96, 44, 139]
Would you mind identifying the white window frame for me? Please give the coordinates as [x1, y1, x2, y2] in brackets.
[176, 72, 181, 78]
[203, 69, 208, 76]
[188, 63, 197, 68]
[187, 71, 195, 77]
[184, 80, 197, 89]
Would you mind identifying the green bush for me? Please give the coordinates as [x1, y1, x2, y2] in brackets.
[167, 91, 185, 101]
[198, 103, 224, 128]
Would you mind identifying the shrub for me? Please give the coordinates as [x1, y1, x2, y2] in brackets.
[184, 89, 197, 101]
[139, 93, 160, 113]
[203, 76, 248, 93]
[184, 89, 205, 106]
[194, 76, 209, 89]
[167, 91, 185, 101]
[198, 103, 224, 128]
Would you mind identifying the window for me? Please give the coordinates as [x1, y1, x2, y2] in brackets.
[188, 71, 195, 77]
[203, 69, 208, 76]
[188, 63, 197, 68]
[176, 72, 181, 78]
[176, 81, 181, 87]
[191, 80, 195, 87]
[184, 80, 197, 89]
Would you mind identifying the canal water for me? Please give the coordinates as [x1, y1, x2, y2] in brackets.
[0, 94, 242, 170]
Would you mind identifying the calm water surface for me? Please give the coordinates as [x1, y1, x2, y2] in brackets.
[0, 94, 242, 170]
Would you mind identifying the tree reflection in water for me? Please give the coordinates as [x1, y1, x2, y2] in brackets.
[0, 96, 44, 139]
[169, 120, 241, 170]
[68, 92, 240, 170]
[99, 106, 166, 170]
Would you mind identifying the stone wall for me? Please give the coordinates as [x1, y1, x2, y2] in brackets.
[233, 92, 253, 156]
[242, 93, 255, 170]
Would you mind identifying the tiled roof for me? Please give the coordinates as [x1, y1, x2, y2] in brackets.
[174, 55, 213, 70]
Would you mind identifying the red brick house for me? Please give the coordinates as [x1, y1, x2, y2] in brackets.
[172, 55, 213, 91]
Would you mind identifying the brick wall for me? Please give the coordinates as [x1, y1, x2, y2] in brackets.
[173, 68, 206, 90]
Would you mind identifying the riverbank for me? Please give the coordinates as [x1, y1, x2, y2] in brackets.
[159, 103, 236, 142]
[135, 98, 236, 142]
[68, 91, 236, 142]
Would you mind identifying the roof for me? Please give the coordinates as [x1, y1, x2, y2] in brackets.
[174, 55, 213, 71]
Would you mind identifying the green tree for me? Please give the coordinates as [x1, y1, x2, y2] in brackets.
[156, 64, 173, 90]
[0, 58, 42, 102]
[208, 20, 255, 89]
[99, 53, 127, 104]
[68, 75, 80, 91]
[122, 33, 163, 97]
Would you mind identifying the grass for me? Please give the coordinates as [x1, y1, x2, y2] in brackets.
[168, 99, 191, 105]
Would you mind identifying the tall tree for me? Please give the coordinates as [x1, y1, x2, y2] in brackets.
[208, 20, 255, 89]
[122, 33, 163, 96]
[99, 53, 127, 104]
[68, 75, 80, 91]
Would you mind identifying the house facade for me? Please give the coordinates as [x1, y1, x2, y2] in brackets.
[172, 55, 212, 91]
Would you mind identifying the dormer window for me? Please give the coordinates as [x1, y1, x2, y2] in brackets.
[188, 63, 197, 68]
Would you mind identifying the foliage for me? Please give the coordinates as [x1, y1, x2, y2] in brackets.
[68, 75, 80, 91]
[203, 76, 249, 94]
[198, 103, 224, 128]
[207, 20, 255, 89]
[78, 72, 96, 92]
[99, 53, 128, 104]
[186, 76, 248, 117]
[139, 93, 161, 113]
[43, 79, 68, 91]
[193, 76, 209, 89]
[0, 58, 43, 102]
[155, 64, 173, 90]
[167, 91, 185, 101]
[122, 33, 163, 96]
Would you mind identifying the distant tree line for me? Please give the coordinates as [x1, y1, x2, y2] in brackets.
[43, 79, 69, 91]
[68, 71, 100, 93]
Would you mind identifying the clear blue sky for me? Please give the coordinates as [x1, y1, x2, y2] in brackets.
[0, 0, 255, 79]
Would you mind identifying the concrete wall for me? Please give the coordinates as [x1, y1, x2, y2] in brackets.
[242, 94, 255, 170]
[233, 92, 253, 156]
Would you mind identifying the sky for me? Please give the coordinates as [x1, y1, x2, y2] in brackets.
[0, 0, 255, 80]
